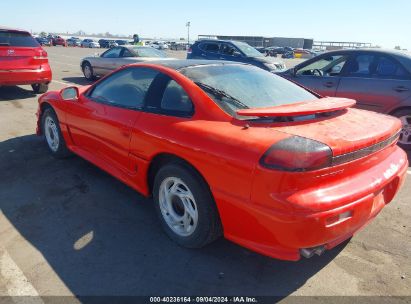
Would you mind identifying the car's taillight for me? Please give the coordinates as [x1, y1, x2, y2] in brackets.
[33, 49, 48, 60]
[260, 136, 332, 172]
[187, 47, 192, 54]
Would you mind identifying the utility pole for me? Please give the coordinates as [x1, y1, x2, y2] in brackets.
[186, 21, 191, 46]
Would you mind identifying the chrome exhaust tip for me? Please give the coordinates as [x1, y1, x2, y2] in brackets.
[300, 245, 326, 258]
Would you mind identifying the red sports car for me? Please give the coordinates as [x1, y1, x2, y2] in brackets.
[0, 27, 52, 93]
[36, 60, 408, 261]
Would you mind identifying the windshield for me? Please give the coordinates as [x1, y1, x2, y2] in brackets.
[0, 31, 39, 47]
[232, 41, 263, 57]
[181, 64, 318, 116]
[131, 47, 166, 58]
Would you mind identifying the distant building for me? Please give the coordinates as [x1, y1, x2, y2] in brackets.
[313, 41, 372, 50]
[198, 35, 314, 49]
[198, 35, 373, 50]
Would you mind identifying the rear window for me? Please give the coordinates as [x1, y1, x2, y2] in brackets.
[181, 64, 318, 116]
[0, 31, 39, 47]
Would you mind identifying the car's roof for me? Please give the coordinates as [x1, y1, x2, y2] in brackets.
[325, 48, 411, 60]
[138, 59, 244, 70]
[0, 26, 30, 33]
[194, 39, 245, 44]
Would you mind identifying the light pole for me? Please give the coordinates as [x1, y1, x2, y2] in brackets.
[186, 21, 191, 47]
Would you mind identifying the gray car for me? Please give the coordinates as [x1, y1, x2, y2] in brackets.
[80, 46, 172, 80]
[281, 49, 411, 148]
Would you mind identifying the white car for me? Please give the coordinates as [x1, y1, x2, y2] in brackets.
[150, 41, 169, 50]
[81, 39, 100, 48]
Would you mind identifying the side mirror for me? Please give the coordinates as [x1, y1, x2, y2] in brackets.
[60, 86, 79, 101]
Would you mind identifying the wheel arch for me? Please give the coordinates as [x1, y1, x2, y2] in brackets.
[146, 152, 211, 197]
[389, 106, 411, 116]
[37, 102, 54, 135]
[81, 60, 91, 68]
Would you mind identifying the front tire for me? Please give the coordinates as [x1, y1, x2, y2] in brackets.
[32, 83, 49, 94]
[153, 163, 222, 248]
[392, 109, 411, 150]
[41, 108, 71, 158]
[82, 62, 96, 81]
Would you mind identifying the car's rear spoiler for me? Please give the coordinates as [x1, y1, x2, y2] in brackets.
[236, 97, 356, 117]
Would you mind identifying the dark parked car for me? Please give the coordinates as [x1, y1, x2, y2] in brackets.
[281, 49, 411, 148]
[115, 40, 129, 46]
[265, 46, 294, 56]
[98, 39, 118, 48]
[187, 39, 286, 73]
[35, 37, 51, 46]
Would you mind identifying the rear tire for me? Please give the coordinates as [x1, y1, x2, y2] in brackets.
[392, 109, 411, 150]
[32, 83, 49, 94]
[153, 163, 222, 248]
[82, 62, 96, 81]
[41, 108, 71, 158]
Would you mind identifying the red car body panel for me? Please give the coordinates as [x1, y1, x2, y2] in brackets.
[0, 28, 52, 86]
[36, 63, 408, 261]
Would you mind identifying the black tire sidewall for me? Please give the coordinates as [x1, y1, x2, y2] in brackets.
[153, 163, 221, 248]
[82, 62, 95, 80]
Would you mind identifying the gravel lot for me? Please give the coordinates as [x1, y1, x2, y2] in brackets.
[0, 46, 410, 300]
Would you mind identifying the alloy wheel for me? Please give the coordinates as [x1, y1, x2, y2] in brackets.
[158, 177, 198, 237]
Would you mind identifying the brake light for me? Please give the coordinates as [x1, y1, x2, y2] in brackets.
[187, 47, 192, 54]
[33, 49, 48, 60]
[260, 136, 332, 172]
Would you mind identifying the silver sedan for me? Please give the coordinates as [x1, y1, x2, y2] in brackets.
[80, 46, 173, 80]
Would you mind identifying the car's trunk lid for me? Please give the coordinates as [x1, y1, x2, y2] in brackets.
[240, 98, 402, 156]
[0, 30, 44, 70]
[237, 97, 356, 117]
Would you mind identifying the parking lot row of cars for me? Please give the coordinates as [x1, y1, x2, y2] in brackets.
[34, 34, 188, 50]
[35, 35, 132, 48]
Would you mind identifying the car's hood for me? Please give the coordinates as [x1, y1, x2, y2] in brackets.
[249, 56, 286, 71]
[250, 56, 284, 65]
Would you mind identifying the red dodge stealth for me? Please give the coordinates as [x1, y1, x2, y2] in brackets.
[36, 60, 408, 261]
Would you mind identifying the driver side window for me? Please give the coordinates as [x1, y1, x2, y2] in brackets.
[88, 67, 159, 108]
[297, 55, 349, 77]
[221, 44, 237, 56]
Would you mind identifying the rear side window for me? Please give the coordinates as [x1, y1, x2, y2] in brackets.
[375, 56, 410, 79]
[199, 42, 220, 53]
[89, 67, 159, 108]
[0, 31, 39, 47]
[161, 80, 193, 114]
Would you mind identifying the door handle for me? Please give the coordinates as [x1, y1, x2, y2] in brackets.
[324, 82, 334, 88]
[394, 86, 409, 92]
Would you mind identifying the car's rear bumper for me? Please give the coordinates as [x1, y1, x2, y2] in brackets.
[214, 146, 408, 261]
[0, 65, 52, 86]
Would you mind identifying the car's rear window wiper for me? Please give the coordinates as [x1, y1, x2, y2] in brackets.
[195, 81, 249, 109]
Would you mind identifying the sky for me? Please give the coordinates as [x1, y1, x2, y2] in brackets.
[2, 0, 410, 49]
